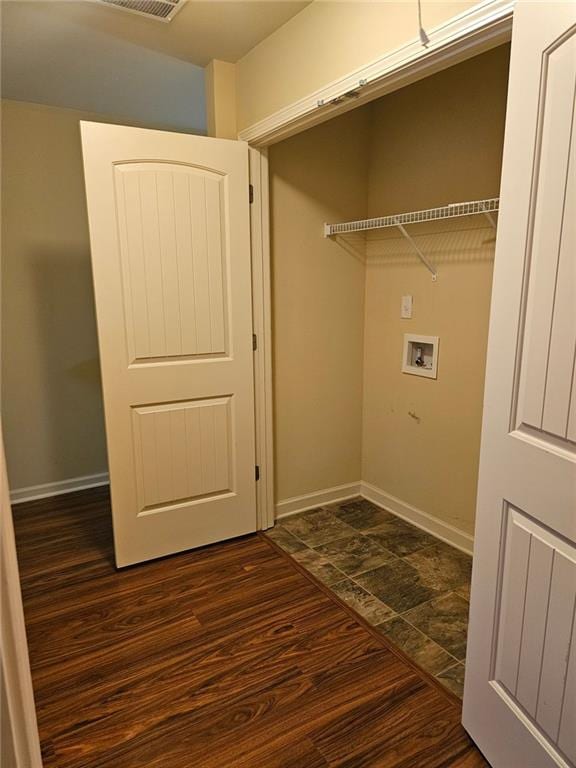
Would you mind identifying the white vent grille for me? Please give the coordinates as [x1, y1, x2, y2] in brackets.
[99, 0, 185, 22]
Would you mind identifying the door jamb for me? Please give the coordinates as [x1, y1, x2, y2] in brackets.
[1, 434, 43, 767]
[249, 148, 275, 529]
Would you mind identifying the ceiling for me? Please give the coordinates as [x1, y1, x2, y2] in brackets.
[2, 0, 312, 67]
[1, 0, 311, 129]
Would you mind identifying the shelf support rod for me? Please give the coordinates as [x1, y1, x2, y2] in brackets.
[394, 219, 437, 281]
[478, 202, 497, 230]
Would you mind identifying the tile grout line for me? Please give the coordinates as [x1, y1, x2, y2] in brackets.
[440, 659, 466, 673]
[398, 605, 464, 671]
[398, 589, 470, 665]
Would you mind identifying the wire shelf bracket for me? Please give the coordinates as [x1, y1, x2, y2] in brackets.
[394, 218, 438, 281]
[324, 198, 500, 280]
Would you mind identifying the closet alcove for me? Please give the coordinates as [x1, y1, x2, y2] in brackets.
[269, 42, 510, 540]
[266, 43, 511, 692]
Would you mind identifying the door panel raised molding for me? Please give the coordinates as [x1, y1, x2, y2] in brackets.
[115, 163, 228, 362]
[514, 26, 576, 450]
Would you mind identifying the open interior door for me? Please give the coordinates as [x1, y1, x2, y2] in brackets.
[81, 123, 256, 567]
[464, 2, 576, 767]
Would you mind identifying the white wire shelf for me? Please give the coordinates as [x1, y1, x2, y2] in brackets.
[323, 198, 500, 237]
[324, 198, 499, 281]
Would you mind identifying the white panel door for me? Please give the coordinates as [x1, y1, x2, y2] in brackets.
[81, 122, 256, 567]
[463, 3, 576, 767]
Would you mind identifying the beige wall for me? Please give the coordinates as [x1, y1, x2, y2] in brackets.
[236, 0, 476, 131]
[1, 100, 109, 489]
[269, 108, 370, 501]
[2, 100, 133, 489]
[362, 45, 510, 534]
[205, 59, 238, 139]
[2, 99, 211, 492]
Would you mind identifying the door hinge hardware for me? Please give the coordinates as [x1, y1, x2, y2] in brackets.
[252, 333, 257, 351]
[255, 465, 260, 481]
[249, 184, 254, 204]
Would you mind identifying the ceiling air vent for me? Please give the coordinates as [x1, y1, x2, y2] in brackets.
[99, 0, 186, 23]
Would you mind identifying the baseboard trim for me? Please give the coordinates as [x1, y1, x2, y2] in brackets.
[275, 482, 361, 519]
[10, 473, 475, 555]
[360, 481, 474, 555]
[10, 472, 110, 505]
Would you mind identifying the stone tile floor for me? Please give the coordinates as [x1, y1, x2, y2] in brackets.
[265, 497, 472, 699]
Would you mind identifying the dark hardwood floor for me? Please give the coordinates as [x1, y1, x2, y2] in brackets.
[13, 487, 488, 767]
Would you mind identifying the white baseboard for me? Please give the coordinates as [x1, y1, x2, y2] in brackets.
[10, 472, 110, 505]
[361, 481, 474, 555]
[275, 482, 361, 519]
[10, 473, 474, 555]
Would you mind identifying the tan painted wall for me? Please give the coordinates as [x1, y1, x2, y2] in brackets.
[205, 59, 238, 139]
[1, 100, 109, 489]
[2, 99, 211, 492]
[362, 45, 510, 534]
[269, 108, 370, 501]
[2, 101, 118, 489]
[236, 0, 476, 131]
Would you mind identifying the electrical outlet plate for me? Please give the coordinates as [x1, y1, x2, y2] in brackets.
[402, 334, 439, 379]
[401, 295, 413, 319]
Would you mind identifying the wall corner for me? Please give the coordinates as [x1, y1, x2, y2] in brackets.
[204, 59, 238, 140]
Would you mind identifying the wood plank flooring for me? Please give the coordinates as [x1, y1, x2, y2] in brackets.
[13, 487, 488, 767]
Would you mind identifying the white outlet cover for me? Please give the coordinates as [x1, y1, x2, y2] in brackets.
[401, 295, 413, 319]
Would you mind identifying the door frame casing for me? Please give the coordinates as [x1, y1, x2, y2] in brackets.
[246, 0, 515, 529]
[249, 147, 275, 529]
[1, 433, 43, 768]
[240, 0, 514, 147]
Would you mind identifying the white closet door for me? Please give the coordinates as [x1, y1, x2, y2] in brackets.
[81, 123, 256, 567]
[463, 2, 576, 767]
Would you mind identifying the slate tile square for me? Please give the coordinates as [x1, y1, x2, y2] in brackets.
[265, 525, 308, 554]
[404, 542, 472, 592]
[436, 662, 466, 699]
[280, 508, 356, 547]
[375, 616, 455, 676]
[292, 548, 344, 586]
[331, 578, 395, 625]
[332, 499, 396, 531]
[314, 534, 396, 576]
[366, 519, 438, 557]
[354, 558, 439, 613]
[403, 593, 470, 660]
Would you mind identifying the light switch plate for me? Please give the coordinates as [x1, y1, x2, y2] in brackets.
[401, 295, 413, 319]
